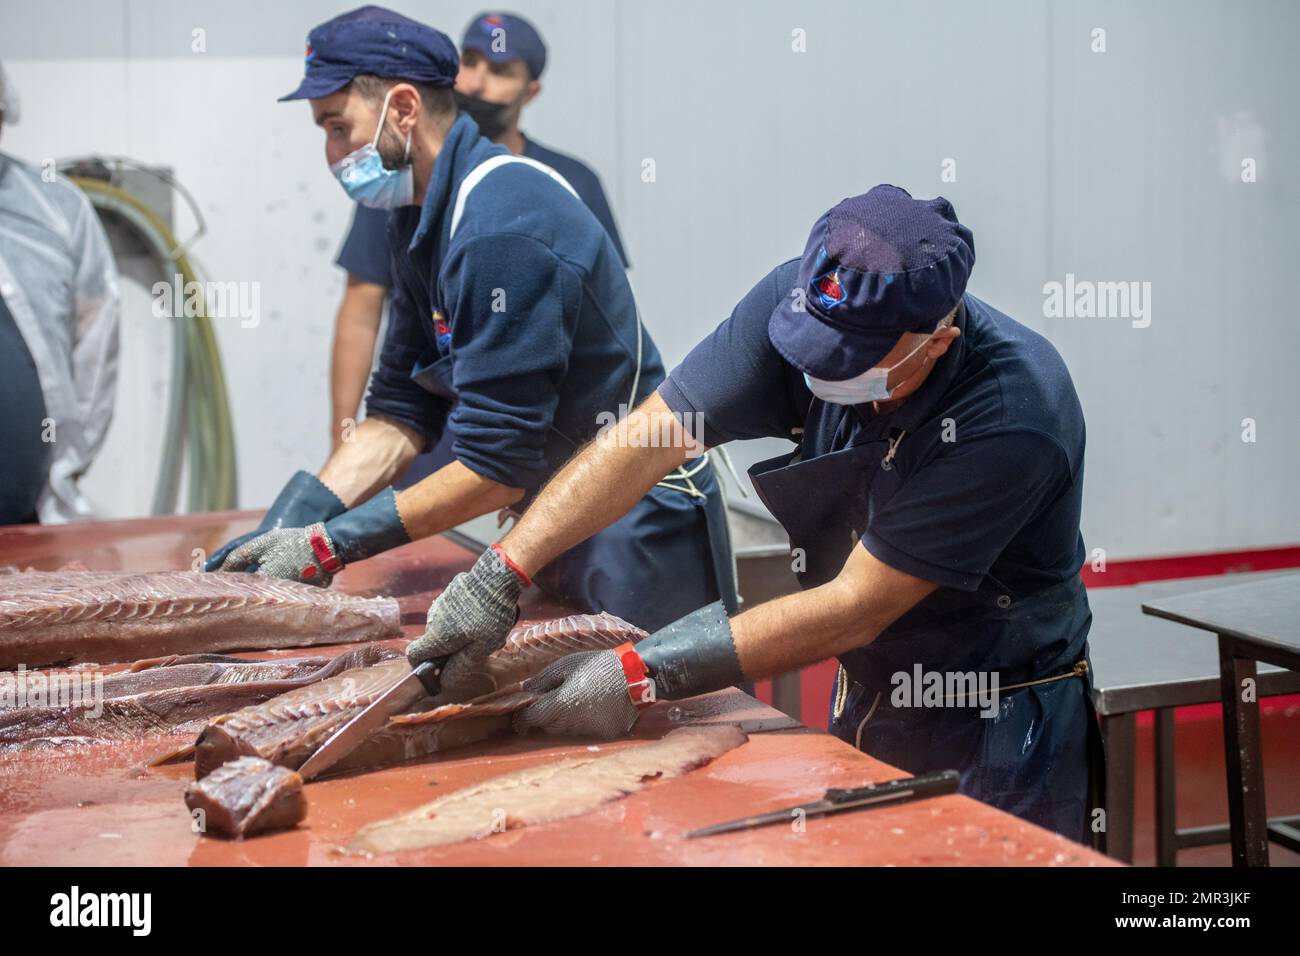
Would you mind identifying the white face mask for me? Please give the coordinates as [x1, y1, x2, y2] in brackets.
[329, 88, 414, 209]
[803, 332, 934, 405]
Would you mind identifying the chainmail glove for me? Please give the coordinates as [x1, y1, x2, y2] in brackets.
[407, 546, 526, 699]
[512, 649, 641, 739]
[219, 523, 341, 587]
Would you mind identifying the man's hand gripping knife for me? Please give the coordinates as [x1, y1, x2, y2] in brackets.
[512, 600, 744, 739]
[407, 544, 531, 699]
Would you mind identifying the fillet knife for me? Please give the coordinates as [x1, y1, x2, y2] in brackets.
[685, 769, 962, 838]
[297, 659, 445, 781]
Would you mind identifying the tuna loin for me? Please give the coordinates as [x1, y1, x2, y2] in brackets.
[185, 757, 306, 838]
[347, 726, 748, 855]
[0, 570, 402, 668]
[190, 612, 646, 779]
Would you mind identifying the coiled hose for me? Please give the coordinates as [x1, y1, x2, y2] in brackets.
[70, 175, 237, 513]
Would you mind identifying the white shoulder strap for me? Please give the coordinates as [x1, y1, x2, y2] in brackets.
[449, 154, 580, 241]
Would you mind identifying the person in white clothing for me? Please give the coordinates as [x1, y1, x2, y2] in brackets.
[0, 60, 120, 524]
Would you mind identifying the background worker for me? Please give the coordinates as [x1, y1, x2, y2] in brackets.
[328, 11, 627, 464]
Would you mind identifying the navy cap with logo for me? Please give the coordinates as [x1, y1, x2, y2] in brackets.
[768, 185, 976, 380]
[279, 5, 459, 102]
[461, 11, 547, 80]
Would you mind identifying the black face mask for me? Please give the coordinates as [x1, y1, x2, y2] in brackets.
[454, 90, 517, 141]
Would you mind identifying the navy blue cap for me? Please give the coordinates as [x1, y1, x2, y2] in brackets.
[279, 5, 459, 102]
[461, 12, 547, 80]
[769, 185, 975, 380]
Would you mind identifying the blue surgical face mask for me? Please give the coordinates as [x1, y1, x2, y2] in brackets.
[330, 88, 414, 209]
[803, 332, 934, 405]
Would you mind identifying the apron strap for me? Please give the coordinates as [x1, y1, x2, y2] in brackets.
[655, 453, 711, 498]
[449, 154, 579, 240]
[935, 659, 1089, 705]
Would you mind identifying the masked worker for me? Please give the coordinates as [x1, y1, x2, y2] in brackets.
[329, 10, 627, 456]
[0, 60, 120, 525]
[207, 6, 736, 641]
[420, 185, 1101, 843]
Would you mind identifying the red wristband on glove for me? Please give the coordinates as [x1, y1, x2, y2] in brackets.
[492, 543, 532, 588]
[615, 642, 656, 709]
[306, 524, 344, 577]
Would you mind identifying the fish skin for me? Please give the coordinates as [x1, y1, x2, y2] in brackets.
[0, 645, 401, 748]
[0, 571, 402, 668]
[190, 612, 647, 779]
[185, 756, 306, 839]
[346, 726, 749, 855]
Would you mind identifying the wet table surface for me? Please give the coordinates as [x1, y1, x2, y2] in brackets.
[0, 512, 1115, 866]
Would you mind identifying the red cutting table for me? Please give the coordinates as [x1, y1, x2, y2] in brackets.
[0, 513, 1115, 866]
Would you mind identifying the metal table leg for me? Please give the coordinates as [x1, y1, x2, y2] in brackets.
[1218, 635, 1269, 866]
[1101, 711, 1136, 862]
[771, 671, 802, 721]
[1154, 707, 1178, 866]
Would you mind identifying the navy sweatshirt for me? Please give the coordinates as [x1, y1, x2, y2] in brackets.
[366, 114, 661, 491]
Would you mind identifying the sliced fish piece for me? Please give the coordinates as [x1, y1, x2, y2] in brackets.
[0, 570, 402, 668]
[1, 652, 360, 710]
[347, 726, 748, 855]
[0, 645, 400, 748]
[187, 612, 646, 779]
[185, 756, 306, 838]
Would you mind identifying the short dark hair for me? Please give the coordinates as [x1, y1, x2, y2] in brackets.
[350, 74, 455, 123]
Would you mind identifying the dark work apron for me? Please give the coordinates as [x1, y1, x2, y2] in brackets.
[411, 352, 738, 634]
[0, 292, 51, 524]
[748, 415, 1104, 845]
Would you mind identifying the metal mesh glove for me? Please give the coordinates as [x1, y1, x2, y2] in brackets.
[219, 523, 340, 587]
[512, 649, 641, 739]
[407, 546, 525, 699]
[205, 471, 345, 571]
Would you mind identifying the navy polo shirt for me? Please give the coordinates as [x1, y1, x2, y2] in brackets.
[365, 114, 660, 491]
[660, 260, 1088, 594]
[336, 134, 627, 285]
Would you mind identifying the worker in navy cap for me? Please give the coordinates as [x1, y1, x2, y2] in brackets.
[465, 185, 1101, 844]
[207, 6, 737, 682]
[328, 9, 628, 464]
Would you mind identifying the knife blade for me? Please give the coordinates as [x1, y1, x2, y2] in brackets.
[297, 659, 444, 781]
[685, 769, 961, 838]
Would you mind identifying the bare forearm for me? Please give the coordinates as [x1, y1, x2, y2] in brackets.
[503, 391, 697, 577]
[395, 460, 524, 540]
[318, 414, 421, 506]
[330, 328, 377, 444]
[731, 546, 939, 680]
[329, 279, 385, 450]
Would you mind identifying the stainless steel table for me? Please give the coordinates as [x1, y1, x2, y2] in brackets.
[1142, 572, 1300, 866]
[1087, 572, 1300, 864]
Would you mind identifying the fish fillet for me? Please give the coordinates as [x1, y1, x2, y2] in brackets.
[188, 611, 646, 778]
[2, 650, 381, 709]
[185, 757, 306, 838]
[0, 570, 402, 668]
[0, 645, 400, 748]
[347, 725, 748, 855]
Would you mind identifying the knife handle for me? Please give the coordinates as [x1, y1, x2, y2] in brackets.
[412, 659, 446, 698]
[823, 769, 961, 805]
